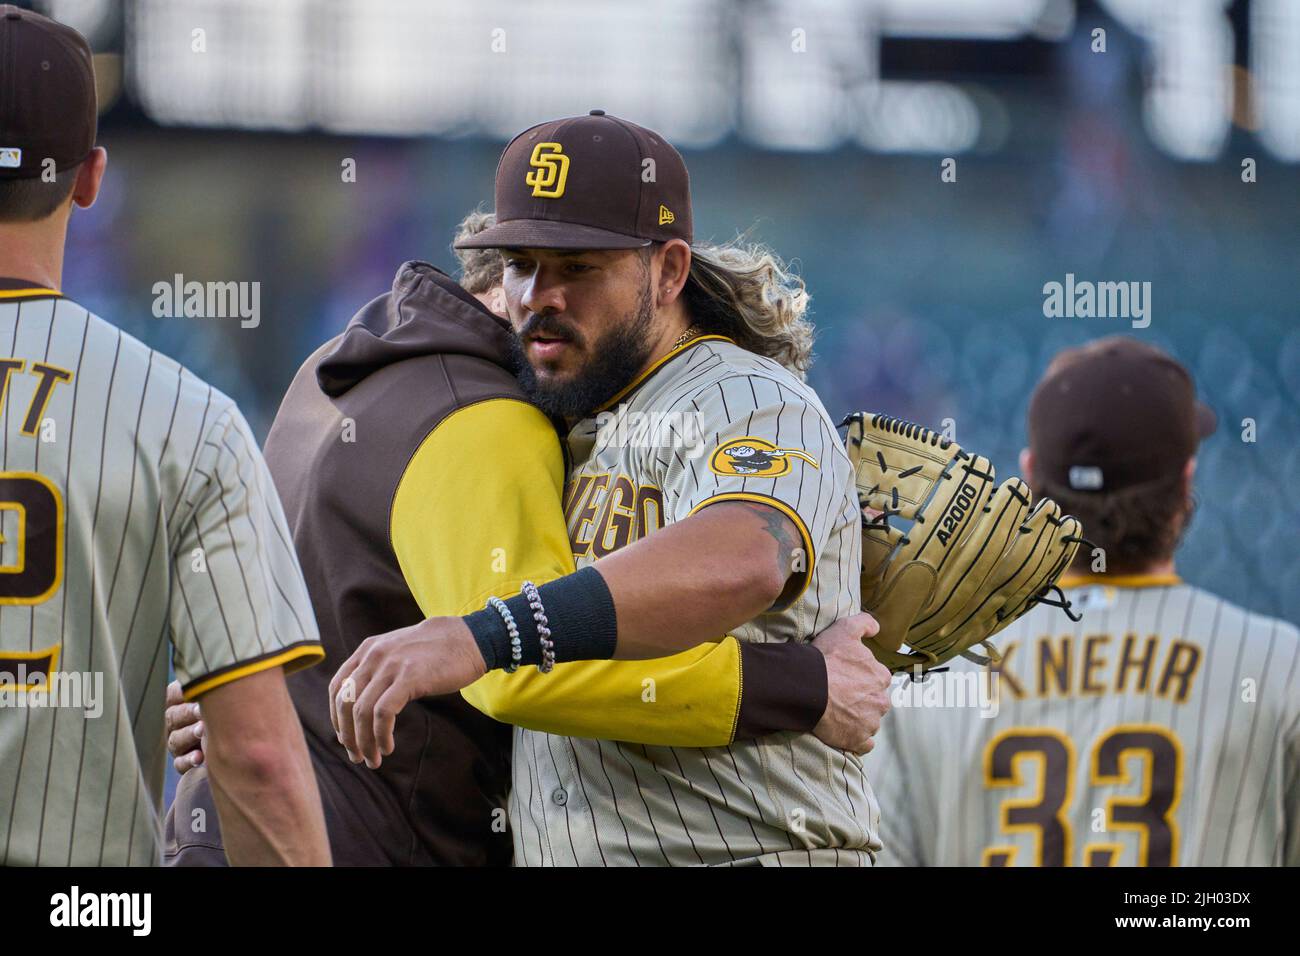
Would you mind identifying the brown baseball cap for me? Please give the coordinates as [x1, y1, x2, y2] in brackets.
[0, 5, 97, 180]
[456, 110, 692, 250]
[1028, 336, 1216, 494]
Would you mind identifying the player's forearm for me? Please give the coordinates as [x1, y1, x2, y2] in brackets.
[198, 668, 331, 866]
[594, 501, 791, 657]
[206, 735, 331, 866]
[462, 501, 794, 667]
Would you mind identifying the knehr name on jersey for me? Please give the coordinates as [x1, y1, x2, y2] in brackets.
[994, 633, 1202, 704]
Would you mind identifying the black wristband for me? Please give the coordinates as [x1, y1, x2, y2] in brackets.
[733, 641, 828, 739]
[463, 566, 619, 672]
[464, 603, 518, 671]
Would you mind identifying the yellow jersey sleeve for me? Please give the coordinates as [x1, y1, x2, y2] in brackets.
[389, 396, 748, 746]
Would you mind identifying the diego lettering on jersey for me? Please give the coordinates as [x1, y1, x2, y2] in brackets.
[993, 633, 1203, 703]
[564, 473, 664, 558]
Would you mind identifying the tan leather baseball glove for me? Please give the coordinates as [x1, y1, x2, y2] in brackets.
[843, 412, 1085, 674]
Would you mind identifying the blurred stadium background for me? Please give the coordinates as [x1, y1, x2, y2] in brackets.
[24, 0, 1300, 634]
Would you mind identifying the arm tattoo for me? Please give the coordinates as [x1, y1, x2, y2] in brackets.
[736, 501, 800, 577]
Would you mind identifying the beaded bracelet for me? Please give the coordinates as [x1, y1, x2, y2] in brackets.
[486, 596, 522, 673]
[520, 580, 555, 673]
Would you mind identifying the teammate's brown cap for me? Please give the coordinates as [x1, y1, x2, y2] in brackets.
[0, 5, 97, 180]
[1028, 336, 1216, 494]
[456, 110, 692, 250]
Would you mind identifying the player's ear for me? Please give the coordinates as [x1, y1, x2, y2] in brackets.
[653, 239, 691, 306]
[71, 147, 108, 210]
[1183, 456, 1196, 500]
[1019, 448, 1034, 485]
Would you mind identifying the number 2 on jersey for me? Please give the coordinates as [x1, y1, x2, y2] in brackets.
[982, 725, 1182, 866]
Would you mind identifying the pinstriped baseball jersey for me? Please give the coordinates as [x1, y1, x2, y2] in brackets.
[869, 575, 1300, 867]
[0, 286, 323, 866]
[509, 334, 879, 866]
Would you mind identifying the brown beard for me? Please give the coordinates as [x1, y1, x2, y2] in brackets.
[511, 278, 656, 421]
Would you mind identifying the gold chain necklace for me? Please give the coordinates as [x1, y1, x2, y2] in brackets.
[671, 325, 700, 350]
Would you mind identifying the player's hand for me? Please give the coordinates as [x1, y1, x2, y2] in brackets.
[164, 679, 205, 774]
[328, 617, 488, 770]
[810, 612, 892, 755]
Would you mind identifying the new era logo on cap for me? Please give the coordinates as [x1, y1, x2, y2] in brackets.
[1068, 465, 1105, 491]
[456, 110, 693, 251]
[0, 148, 21, 168]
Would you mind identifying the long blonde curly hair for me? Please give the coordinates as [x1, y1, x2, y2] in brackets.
[452, 209, 503, 295]
[681, 237, 815, 378]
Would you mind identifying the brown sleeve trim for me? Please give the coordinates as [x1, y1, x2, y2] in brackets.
[734, 641, 828, 739]
[181, 640, 325, 701]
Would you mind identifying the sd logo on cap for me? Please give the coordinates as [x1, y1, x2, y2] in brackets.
[457, 110, 693, 251]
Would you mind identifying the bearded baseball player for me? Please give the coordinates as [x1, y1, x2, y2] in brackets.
[332, 111, 883, 866]
[161, 207, 889, 866]
[0, 7, 328, 866]
[870, 336, 1300, 867]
